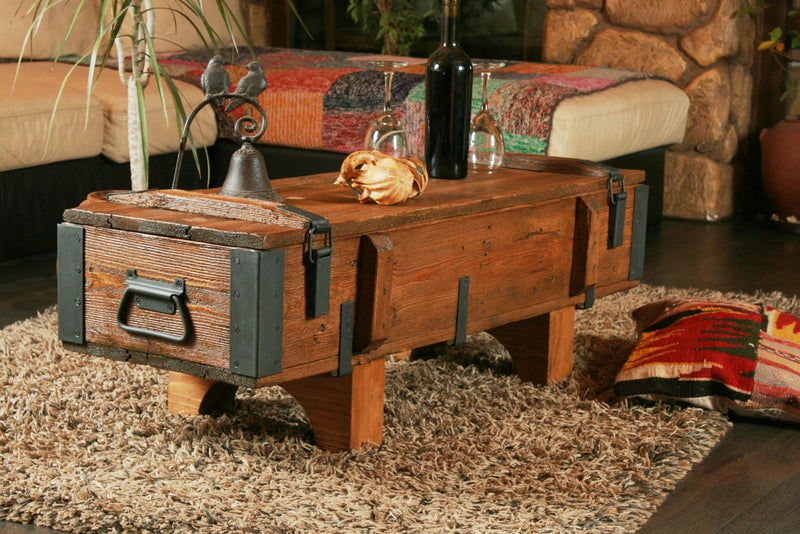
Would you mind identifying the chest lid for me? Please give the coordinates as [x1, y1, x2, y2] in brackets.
[63, 156, 643, 250]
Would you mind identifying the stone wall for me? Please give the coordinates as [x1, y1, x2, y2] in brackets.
[543, 0, 755, 220]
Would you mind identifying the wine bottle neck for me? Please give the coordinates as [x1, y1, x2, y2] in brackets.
[441, 1, 460, 46]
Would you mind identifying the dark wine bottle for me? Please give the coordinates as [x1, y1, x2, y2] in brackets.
[425, 0, 473, 179]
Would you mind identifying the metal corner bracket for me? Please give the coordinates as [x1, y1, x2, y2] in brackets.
[229, 248, 285, 379]
[57, 224, 85, 344]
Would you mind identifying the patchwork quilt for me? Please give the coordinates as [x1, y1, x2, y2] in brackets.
[159, 47, 656, 157]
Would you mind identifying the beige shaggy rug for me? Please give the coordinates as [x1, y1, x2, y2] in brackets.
[5, 284, 794, 533]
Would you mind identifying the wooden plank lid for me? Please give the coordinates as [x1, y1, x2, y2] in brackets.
[63, 155, 644, 249]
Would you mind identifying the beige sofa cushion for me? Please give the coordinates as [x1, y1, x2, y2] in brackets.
[58, 68, 218, 163]
[1, 0, 246, 60]
[548, 78, 689, 161]
[0, 0, 98, 60]
[0, 62, 104, 172]
[0, 61, 217, 170]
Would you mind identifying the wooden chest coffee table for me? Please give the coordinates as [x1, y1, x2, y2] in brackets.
[58, 155, 647, 451]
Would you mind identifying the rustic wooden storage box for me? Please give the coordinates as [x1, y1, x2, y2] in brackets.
[58, 155, 647, 451]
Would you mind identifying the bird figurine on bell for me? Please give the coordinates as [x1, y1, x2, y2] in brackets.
[172, 56, 282, 202]
[200, 55, 231, 108]
[226, 62, 268, 112]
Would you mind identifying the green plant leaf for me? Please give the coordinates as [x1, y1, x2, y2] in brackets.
[136, 78, 150, 182]
[759, 39, 778, 51]
[54, 0, 90, 60]
[159, 64, 212, 186]
[284, 1, 309, 39]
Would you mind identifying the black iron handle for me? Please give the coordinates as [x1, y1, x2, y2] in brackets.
[116, 270, 192, 343]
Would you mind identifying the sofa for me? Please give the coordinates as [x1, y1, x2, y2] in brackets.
[0, 0, 690, 262]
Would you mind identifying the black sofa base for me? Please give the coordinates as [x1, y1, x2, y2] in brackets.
[0, 152, 216, 261]
[0, 142, 665, 262]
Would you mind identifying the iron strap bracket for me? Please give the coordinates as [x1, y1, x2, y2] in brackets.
[628, 184, 650, 280]
[277, 204, 333, 318]
[335, 301, 355, 376]
[57, 224, 85, 344]
[577, 285, 595, 310]
[230, 248, 285, 379]
[453, 277, 470, 346]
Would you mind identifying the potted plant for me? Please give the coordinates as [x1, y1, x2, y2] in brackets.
[346, 0, 508, 57]
[738, 0, 800, 222]
[347, 0, 433, 55]
[738, 0, 800, 103]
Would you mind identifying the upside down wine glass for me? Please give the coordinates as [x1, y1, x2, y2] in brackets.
[365, 60, 408, 157]
[468, 60, 506, 172]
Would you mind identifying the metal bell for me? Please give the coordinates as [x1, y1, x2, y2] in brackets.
[219, 142, 284, 202]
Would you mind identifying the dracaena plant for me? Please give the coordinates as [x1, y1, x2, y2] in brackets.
[347, 0, 503, 57]
[347, 0, 432, 56]
[16, 0, 298, 190]
[737, 0, 800, 104]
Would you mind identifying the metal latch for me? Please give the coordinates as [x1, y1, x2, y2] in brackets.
[305, 218, 333, 318]
[277, 204, 333, 318]
[606, 168, 627, 249]
[571, 159, 627, 249]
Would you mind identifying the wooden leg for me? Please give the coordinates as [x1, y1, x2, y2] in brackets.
[281, 357, 385, 452]
[167, 371, 238, 415]
[392, 349, 412, 361]
[487, 306, 576, 384]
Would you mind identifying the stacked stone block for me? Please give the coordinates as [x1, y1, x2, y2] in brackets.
[543, 0, 755, 220]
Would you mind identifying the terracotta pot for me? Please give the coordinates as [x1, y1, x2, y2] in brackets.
[760, 117, 800, 219]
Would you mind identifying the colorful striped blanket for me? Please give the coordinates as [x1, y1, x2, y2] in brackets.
[159, 47, 655, 157]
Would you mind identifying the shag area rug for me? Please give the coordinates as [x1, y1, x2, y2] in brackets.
[7, 284, 792, 533]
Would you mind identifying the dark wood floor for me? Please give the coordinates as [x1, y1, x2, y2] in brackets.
[1, 216, 799, 533]
[636, 217, 800, 534]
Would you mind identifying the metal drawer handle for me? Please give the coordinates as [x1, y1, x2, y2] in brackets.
[116, 269, 192, 343]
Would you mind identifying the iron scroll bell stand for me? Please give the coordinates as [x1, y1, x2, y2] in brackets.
[169, 60, 333, 321]
[171, 75, 283, 203]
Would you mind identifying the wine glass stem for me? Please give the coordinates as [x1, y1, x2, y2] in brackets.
[480, 71, 491, 114]
[383, 70, 394, 113]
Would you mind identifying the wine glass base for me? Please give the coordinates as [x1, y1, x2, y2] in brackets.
[469, 161, 504, 174]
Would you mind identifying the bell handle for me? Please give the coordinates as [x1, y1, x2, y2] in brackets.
[171, 93, 268, 190]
